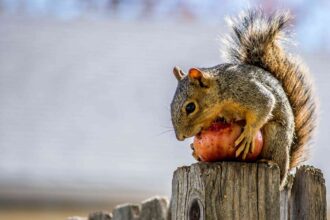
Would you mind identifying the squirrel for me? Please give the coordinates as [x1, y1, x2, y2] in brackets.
[170, 9, 317, 188]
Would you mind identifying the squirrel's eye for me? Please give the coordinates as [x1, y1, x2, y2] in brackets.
[185, 102, 196, 115]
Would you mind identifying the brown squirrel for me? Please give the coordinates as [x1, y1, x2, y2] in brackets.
[170, 9, 317, 188]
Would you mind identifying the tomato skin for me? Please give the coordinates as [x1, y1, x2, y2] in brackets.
[193, 122, 263, 162]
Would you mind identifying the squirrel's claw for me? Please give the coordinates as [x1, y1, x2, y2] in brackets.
[235, 138, 247, 158]
[235, 137, 253, 159]
[191, 143, 201, 161]
[234, 131, 245, 147]
[192, 150, 201, 161]
[243, 140, 251, 159]
[251, 138, 256, 154]
[235, 127, 255, 159]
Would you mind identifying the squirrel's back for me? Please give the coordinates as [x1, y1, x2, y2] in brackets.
[222, 9, 317, 168]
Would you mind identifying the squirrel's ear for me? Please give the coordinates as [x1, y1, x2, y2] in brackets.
[188, 68, 203, 80]
[188, 68, 210, 87]
[173, 66, 185, 81]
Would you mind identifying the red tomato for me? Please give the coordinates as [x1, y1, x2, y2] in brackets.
[193, 121, 263, 162]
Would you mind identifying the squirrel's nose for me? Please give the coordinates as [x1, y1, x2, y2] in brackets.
[176, 133, 185, 141]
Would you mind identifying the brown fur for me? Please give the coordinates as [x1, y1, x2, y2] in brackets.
[222, 9, 317, 169]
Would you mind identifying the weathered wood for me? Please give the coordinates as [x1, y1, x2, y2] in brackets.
[140, 196, 169, 220]
[112, 203, 140, 220]
[170, 162, 280, 220]
[68, 163, 327, 220]
[289, 165, 327, 220]
[89, 211, 113, 220]
[280, 175, 293, 220]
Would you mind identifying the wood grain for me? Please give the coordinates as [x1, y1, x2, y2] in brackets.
[170, 162, 280, 220]
[69, 163, 327, 220]
[289, 165, 327, 220]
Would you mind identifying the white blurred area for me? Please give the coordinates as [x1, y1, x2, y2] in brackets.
[0, 0, 330, 218]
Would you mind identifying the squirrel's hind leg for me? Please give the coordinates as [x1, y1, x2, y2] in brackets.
[261, 121, 292, 189]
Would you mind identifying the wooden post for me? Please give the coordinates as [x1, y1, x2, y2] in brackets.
[289, 165, 327, 220]
[89, 212, 112, 220]
[112, 204, 141, 220]
[68, 163, 327, 220]
[68, 197, 168, 220]
[170, 162, 280, 220]
[140, 197, 169, 220]
[280, 175, 293, 220]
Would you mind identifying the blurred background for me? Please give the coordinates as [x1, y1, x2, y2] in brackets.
[0, 0, 329, 219]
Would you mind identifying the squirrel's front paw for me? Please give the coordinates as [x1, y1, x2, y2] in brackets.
[235, 126, 257, 159]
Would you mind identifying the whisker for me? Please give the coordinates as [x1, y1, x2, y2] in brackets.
[160, 125, 173, 129]
[154, 129, 174, 137]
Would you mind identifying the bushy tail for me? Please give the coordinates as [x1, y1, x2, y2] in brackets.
[222, 9, 317, 168]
